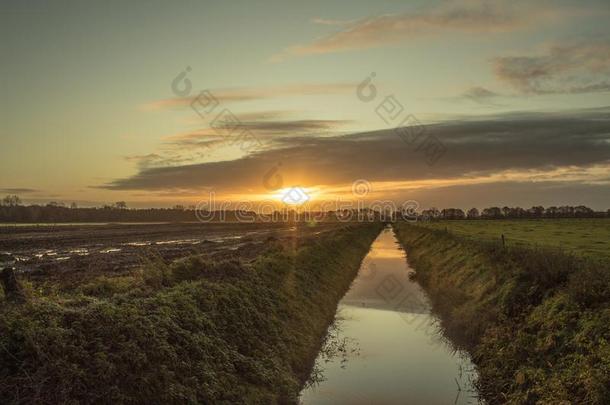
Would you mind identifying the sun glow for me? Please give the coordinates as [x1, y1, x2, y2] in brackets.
[273, 187, 314, 205]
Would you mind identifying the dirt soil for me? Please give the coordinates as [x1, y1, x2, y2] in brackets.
[0, 221, 347, 288]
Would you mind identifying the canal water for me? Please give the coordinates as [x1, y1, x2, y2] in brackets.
[300, 226, 479, 404]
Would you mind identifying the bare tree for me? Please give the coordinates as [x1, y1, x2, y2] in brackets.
[1, 195, 21, 207]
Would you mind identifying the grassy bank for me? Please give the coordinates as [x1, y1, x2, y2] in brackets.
[394, 222, 610, 404]
[0, 223, 382, 404]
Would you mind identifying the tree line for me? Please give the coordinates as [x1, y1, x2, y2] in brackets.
[0, 195, 608, 223]
[0, 195, 197, 223]
[0, 196, 381, 223]
[420, 205, 609, 220]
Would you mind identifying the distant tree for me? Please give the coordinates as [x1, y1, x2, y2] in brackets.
[482, 206, 502, 219]
[502, 206, 511, 217]
[70, 202, 78, 209]
[115, 201, 128, 209]
[528, 206, 544, 218]
[441, 208, 465, 220]
[574, 205, 593, 217]
[466, 208, 479, 219]
[173, 205, 185, 210]
[421, 207, 440, 220]
[558, 206, 574, 217]
[514, 207, 527, 218]
[46, 201, 60, 207]
[1, 195, 21, 207]
[545, 206, 558, 218]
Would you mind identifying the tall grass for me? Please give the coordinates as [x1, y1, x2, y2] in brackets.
[0, 223, 382, 404]
[394, 223, 610, 404]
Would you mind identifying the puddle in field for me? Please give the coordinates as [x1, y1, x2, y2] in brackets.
[300, 226, 480, 405]
[154, 239, 202, 245]
[1, 231, 258, 270]
[69, 248, 90, 256]
[122, 241, 153, 247]
[100, 248, 122, 254]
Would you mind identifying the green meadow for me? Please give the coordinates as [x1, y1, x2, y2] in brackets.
[420, 218, 610, 261]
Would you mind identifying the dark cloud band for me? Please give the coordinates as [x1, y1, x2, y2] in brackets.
[100, 108, 610, 194]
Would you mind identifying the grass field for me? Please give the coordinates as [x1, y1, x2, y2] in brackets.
[420, 218, 610, 261]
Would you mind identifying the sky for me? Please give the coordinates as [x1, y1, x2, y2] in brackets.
[1, 0, 610, 209]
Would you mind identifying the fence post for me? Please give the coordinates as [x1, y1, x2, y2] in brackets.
[501, 234, 506, 248]
[1, 268, 26, 303]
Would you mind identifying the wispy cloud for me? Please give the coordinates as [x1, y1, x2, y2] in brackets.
[163, 131, 225, 149]
[493, 40, 610, 94]
[163, 119, 350, 150]
[125, 117, 351, 175]
[227, 119, 349, 135]
[142, 83, 356, 111]
[459, 86, 502, 105]
[0, 188, 39, 194]
[311, 17, 356, 26]
[124, 153, 199, 170]
[271, 1, 569, 61]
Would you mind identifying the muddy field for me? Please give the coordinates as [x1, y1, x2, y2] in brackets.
[0, 221, 346, 288]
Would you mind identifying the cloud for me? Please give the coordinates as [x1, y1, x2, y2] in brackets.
[459, 86, 501, 105]
[271, 1, 568, 61]
[162, 128, 228, 151]
[225, 110, 291, 122]
[127, 118, 351, 174]
[311, 17, 356, 26]
[164, 119, 350, 150]
[0, 188, 39, 194]
[493, 41, 610, 94]
[99, 108, 610, 198]
[142, 83, 356, 111]
[220, 119, 349, 136]
[124, 153, 199, 170]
